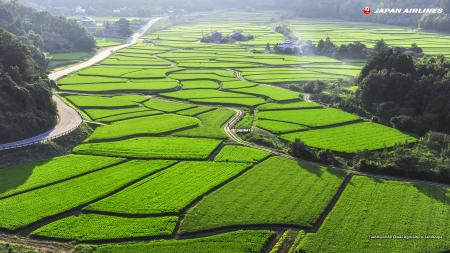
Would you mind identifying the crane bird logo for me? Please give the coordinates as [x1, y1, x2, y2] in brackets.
[363, 7, 372, 15]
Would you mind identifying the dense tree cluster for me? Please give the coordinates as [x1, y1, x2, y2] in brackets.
[0, 0, 95, 54]
[353, 132, 450, 183]
[0, 27, 56, 143]
[316, 37, 368, 60]
[356, 43, 450, 135]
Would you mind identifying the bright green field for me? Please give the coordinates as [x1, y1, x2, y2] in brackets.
[0, 160, 173, 230]
[76, 230, 275, 253]
[86, 161, 249, 214]
[66, 95, 147, 108]
[256, 119, 307, 134]
[214, 145, 270, 163]
[32, 214, 178, 241]
[229, 84, 300, 101]
[144, 98, 196, 112]
[86, 114, 200, 141]
[281, 122, 417, 153]
[257, 101, 322, 111]
[297, 176, 450, 253]
[258, 108, 360, 127]
[180, 157, 345, 233]
[174, 108, 234, 139]
[74, 137, 222, 159]
[0, 155, 124, 198]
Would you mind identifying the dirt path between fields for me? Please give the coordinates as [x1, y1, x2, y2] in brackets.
[0, 17, 162, 151]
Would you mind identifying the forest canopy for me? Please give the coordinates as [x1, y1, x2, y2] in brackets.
[0, 0, 95, 55]
[0, 27, 56, 143]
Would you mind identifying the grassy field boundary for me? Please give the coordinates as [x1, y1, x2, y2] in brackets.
[10, 162, 179, 236]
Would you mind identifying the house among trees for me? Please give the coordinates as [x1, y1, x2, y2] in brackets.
[272, 39, 315, 55]
[201, 30, 254, 44]
[79, 16, 96, 26]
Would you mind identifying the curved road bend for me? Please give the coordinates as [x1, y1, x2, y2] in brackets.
[0, 17, 163, 151]
[223, 107, 450, 188]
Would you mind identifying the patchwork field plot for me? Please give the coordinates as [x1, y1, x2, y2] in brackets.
[58, 75, 127, 85]
[32, 214, 178, 241]
[83, 107, 157, 121]
[174, 108, 234, 139]
[281, 122, 417, 153]
[4, 11, 448, 253]
[257, 101, 321, 111]
[180, 157, 345, 233]
[74, 137, 222, 159]
[213, 145, 270, 163]
[258, 108, 360, 127]
[86, 161, 250, 214]
[191, 97, 267, 107]
[66, 95, 147, 109]
[228, 84, 300, 101]
[0, 160, 174, 230]
[144, 98, 196, 112]
[256, 119, 307, 134]
[86, 114, 200, 141]
[76, 230, 275, 253]
[297, 176, 450, 253]
[0, 155, 124, 198]
[60, 80, 179, 93]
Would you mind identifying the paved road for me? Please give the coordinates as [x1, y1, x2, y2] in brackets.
[223, 107, 450, 188]
[0, 17, 162, 151]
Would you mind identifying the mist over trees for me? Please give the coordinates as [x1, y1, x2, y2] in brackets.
[0, 0, 95, 56]
[20, 0, 449, 33]
[0, 27, 56, 143]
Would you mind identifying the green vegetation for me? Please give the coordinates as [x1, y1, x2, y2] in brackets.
[75, 230, 275, 253]
[0, 28, 56, 143]
[214, 145, 270, 163]
[230, 85, 300, 101]
[96, 37, 124, 47]
[58, 75, 127, 85]
[144, 99, 195, 112]
[48, 52, 93, 70]
[32, 214, 178, 241]
[74, 137, 222, 159]
[297, 176, 450, 253]
[0, 1, 95, 54]
[180, 157, 345, 233]
[0, 155, 124, 198]
[84, 107, 152, 120]
[175, 108, 234, 139]
[182, 80, 219, 89]
[0, 160, 173, 230]
[258, 108, 360, 127]
[59, 80, 179, 93]
[87, 114, 200, 141]
[191, 97, 266, 107]
[281, 122, 416, 153]
[162, 89, 254, 100]
[66, 95, 147, 108]
[258, 102, 321, 111]
[256, 119, 307, 134]
[87, 161, 249, 214]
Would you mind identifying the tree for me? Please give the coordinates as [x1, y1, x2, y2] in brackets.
[116, 18, 133, 37]
[0, 28, 56, 143]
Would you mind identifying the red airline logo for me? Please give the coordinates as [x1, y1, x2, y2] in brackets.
[363, 7, 372, 15]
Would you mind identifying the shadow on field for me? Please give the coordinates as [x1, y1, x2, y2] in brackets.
[296, 160, 346, 179]
[0, 161, 43, 196]
[412, 182, 450, 204]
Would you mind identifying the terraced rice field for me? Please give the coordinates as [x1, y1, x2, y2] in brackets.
[1, 11, 448, 253]
[281, 122, 416, 153]
[180, 157, 345, 233]
[296, 176, 450, 253]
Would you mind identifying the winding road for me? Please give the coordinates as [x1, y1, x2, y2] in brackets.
[0, 17, 162, 151]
